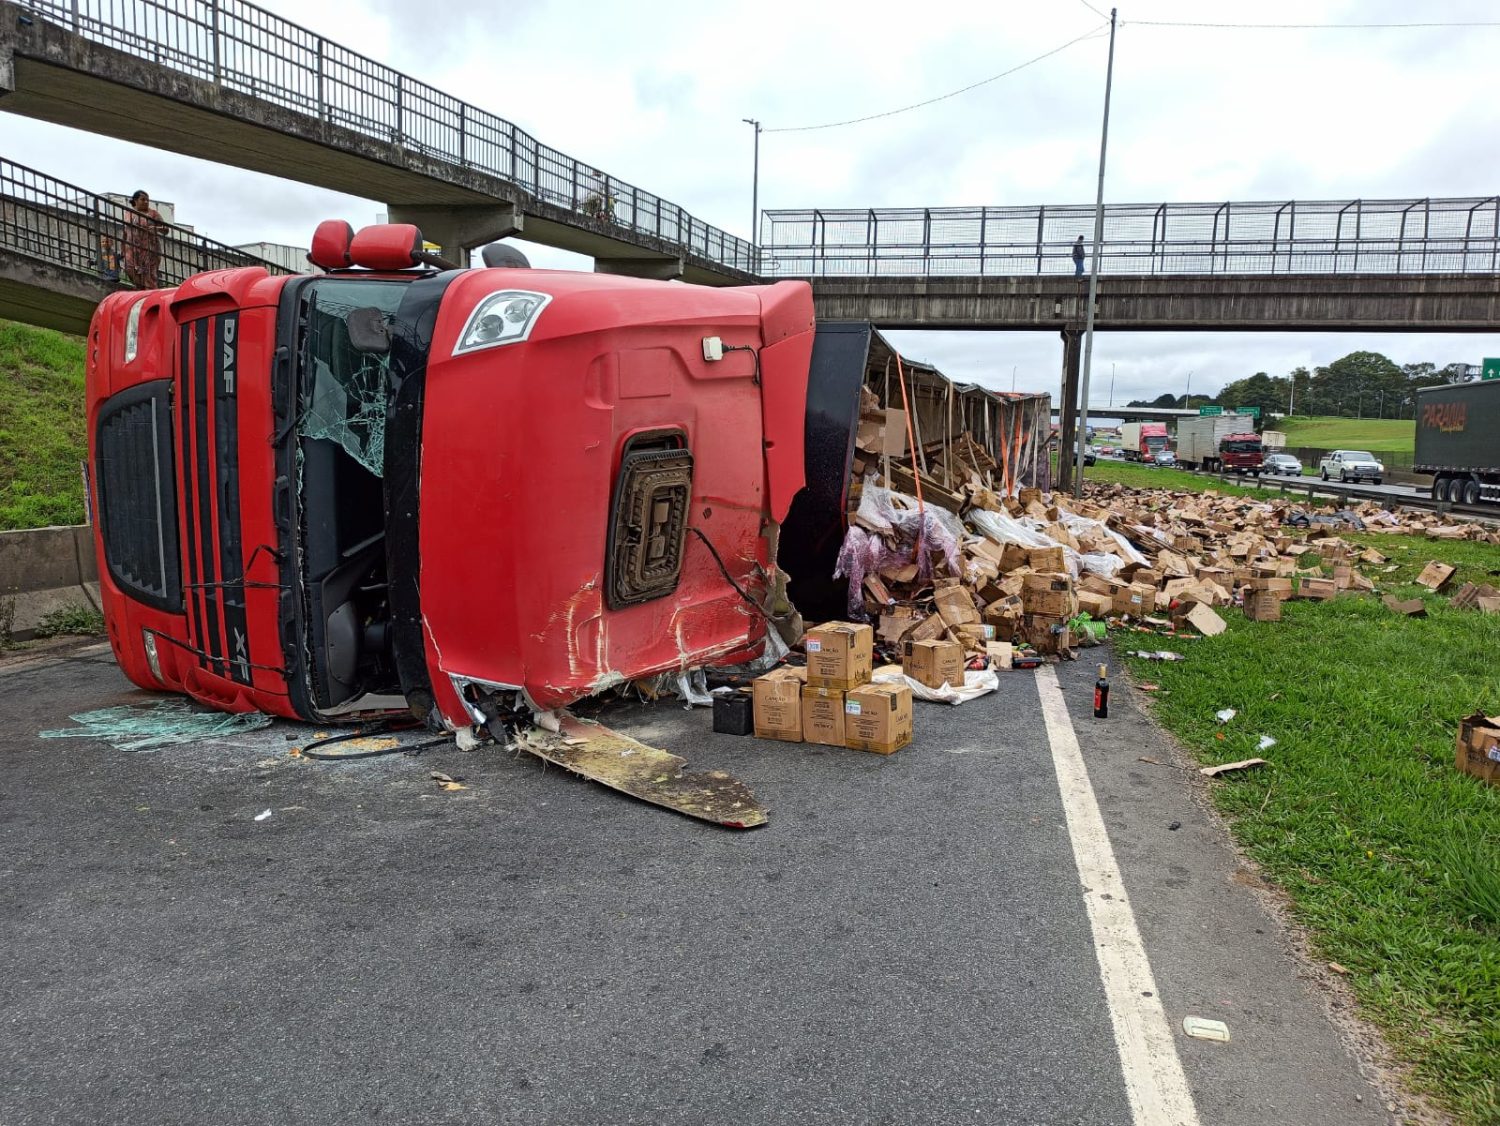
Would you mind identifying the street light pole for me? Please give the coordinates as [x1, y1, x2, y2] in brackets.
[1109, 361, 1116, 406]
[741, 118, 761, 258]
[1185, 370, 1193, 409]
[1073, 6, 1118, 498]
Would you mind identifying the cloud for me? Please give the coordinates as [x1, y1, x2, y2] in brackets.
[6, 0, 1500, 390]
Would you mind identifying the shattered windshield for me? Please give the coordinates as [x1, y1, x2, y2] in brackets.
[299, 279, 409, 476]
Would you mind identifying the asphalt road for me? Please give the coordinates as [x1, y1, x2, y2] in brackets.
[0, 643, 1391, 1125]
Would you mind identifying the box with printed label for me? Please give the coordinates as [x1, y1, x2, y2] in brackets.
[844, 683, 914, 755]
[804, 622, 873, 690]
[903, 638, 965, 689]
[752, 667, 805, 742]
[1112, 582, 1155, 616]
[1456, 713, 1500, 786]
[801, 686, 847, 746]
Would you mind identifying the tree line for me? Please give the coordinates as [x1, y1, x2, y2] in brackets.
[1127, 352, 1469, 419]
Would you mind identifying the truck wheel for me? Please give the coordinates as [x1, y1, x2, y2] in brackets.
[1372, 478, 1382, 486]
[1445, 477, 1463, 503]
[1432, 476, 1448, 501]
[1320, 469, 1329, 480]
[1462, 479, 1480, 505]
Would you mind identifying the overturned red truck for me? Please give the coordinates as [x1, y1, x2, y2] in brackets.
[86, 221, 1047, 731]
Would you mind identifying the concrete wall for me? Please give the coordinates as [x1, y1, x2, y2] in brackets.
[0, 523, 100, 640]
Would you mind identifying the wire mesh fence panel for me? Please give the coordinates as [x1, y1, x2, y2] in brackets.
[21, 0, 754, 270]
[763, 198, 1500, 277]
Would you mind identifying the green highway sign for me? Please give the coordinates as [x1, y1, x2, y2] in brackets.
[1198, 405, 1222, 416]
[1234, 406, 1261, 418]
[1482, 358, 1500, 381]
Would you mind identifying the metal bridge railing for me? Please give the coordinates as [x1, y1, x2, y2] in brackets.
[761, 198, 1500, 277]
[1, 157, 289, 287]
[24, 0, 757, 274]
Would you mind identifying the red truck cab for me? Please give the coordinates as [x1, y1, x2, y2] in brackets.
[1217, 432, 1263, 474]
[87, 222, 814, 728]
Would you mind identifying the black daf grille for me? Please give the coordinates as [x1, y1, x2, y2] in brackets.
[96, 380, 183, 612]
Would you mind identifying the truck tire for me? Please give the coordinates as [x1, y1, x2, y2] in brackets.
[1462, 478, 1480, 505]
[1432, 476, 1448, 501]
[1320, 469, 1329, 480]
[1373, 478, 1382, 486]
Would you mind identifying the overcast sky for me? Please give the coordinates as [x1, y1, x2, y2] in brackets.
[9, 0, 1500, 411]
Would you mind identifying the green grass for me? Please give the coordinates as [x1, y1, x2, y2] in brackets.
[32, 605, 105, 638]
[0, 320, 88, 529]
[1278, 415, 1415, 454]
[1122, 534, 1500, 1123]
[1085, 459, 1299, 501]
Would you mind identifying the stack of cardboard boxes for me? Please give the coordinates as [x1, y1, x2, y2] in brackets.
[751, 622, 914, 755]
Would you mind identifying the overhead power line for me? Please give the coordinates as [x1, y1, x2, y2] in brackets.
[763, 23, 1108, 134]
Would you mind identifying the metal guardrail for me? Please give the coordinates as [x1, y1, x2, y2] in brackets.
[762, 198, 1500, 278]
[24, 0, 757, 273]
[1, 156, 288, 287]
[1192, 466, 1498, 523]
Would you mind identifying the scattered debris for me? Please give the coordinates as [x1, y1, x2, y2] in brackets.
[1200, 758, 1267, 777]
[1382, 595, 1427, 618]
[1183, 1016, 1231, 1042]
[1329, 962, 1350, 975]
[1215, 708, 1237, 724]
[1415, 561, 1457, 591]
[1131, 650, 1186, 662]
[521, 716, 768, 828]
[38, 700, 274, 753]
[1455, 713, 1500, 787]
[253, 809, 272, 822]
[1258, 735, 1277, 751]
[1167, 820, 1182, 830]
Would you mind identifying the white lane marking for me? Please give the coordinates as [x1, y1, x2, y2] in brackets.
[1035, 664, 1200, 1126]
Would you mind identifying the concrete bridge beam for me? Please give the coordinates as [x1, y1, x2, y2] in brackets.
[385, 203, 525, 263]
[1057, 330, 1082, 493]
[594, 256, 685, 281]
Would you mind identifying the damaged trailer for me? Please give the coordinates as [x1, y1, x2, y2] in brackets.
[87, 221, 1046, 731]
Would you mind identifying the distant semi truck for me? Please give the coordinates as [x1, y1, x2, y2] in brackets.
[1414, 380, 1500, 506]
[1175, 415, 1263, 474]
[1120, 421, 1169, 461]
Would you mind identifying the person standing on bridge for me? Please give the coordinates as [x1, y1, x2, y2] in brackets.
[122, 190, 169, 290]
[1072, 235, 1086, 276]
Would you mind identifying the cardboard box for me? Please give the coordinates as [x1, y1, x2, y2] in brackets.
[1112, 582, 1155, 617]
[753, 667, 805, 742]
[1415, 561, 1457, 591]
[1243, 590, 1282, 622]
[1296, 577, 1338, 601]
[801, 686, 848, 747]
[1027, 546, 1066, 573]
[845, 683, 914, 755]
[1024, 615, 1071, 655]
[998, 542, 1031, 572]
[906, 614, 948, 644]
[1456, 713, 1500, 786]
[804, 622, 873, 689]
[1332, 563, 1353, 590]
[1382, 595, 1427, 617]
[1022, 573, 1077, 618]
[987, 641, 1013, 670]
[1249, 576, 1293, 598]
[934, 586, 980, 628]
[1077, 590, 1115, 619]
[904, 638, 965, 689]
[1180, 601, 1228, 636]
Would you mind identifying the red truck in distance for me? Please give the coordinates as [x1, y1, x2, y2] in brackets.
[1119, 421, 1169, 461]
[87, 220, 815, 731]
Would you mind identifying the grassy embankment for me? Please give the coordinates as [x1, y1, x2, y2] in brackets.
[1116, 521, 1500, 1122]
[0, 320, 87, 530]
[1276, 415, 1416, 454]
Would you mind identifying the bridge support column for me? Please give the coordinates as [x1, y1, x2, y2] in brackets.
[386, 202, 524, 264]
[594, 256, 685, 281]
[1056, 328, 1081, 493]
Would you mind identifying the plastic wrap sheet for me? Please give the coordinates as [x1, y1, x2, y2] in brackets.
[835, 482, 962, 619]
[871, 666, 1000, 705]
[1057, 509, 1150, 567]
[967, 508, 1057, 551]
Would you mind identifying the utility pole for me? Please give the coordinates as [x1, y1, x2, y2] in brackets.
[741, 118, 761, 262]
[1073, 7, 1117, 497]
[1109, 361, 1116, 406]
[1185, 370, 1193, 409]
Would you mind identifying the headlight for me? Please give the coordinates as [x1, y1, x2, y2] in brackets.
[142, 629, 163, 683]
[123, 297, 146, 363]
[452, 289, 552, 356]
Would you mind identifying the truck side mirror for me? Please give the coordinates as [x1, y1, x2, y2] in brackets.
[346, 307, 391, 354]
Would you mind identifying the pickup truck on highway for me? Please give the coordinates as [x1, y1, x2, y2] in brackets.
[1318, 450, 1385, 484]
